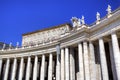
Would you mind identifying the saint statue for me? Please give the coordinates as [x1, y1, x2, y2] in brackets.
[77, 18, 81, 26]
[71, 17, 81, 27]
[81, 16, 85, 25]
[16, 42, 19, 48]
[2, 43, 6, 50]
[9, 42, 12, 49]
[71, 17, 78, 27]
[106, 5, 111, 15]
[96, 12, 100, 21]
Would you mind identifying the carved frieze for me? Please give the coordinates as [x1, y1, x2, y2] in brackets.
[22, 24, 71, 47]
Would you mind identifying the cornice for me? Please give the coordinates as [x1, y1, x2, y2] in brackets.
[0, 41, 59, 54]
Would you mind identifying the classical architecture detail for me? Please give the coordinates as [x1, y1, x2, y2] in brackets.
[22, 24, 71, 47]
[96, 12, 100, 21]
[2, 44, 5, 51]
[16, 42, 19, 49]
[81, 16, 85, 25]
[0, 5, 120, 80]
[96, 12, 100, 24]
[107, 5, 112, 15]
[71, 17, 81, 27]
[9, 42, 12, 49]
[107, 5, 112, 18]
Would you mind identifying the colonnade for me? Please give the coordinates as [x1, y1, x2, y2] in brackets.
[0, 32, 120, 80]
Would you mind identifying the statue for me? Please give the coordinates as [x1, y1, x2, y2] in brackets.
[71, 17, 78, 27]
[81, 16, 85, 25]
[71, 17, 81, 27]
[9, 42, 12, 49]
[106, 5, 111, 15]
[96, 12, 100, 21]
[16, 42, 19, 48]
[2, 43, 6, 50]
[77, 18, 81, 26]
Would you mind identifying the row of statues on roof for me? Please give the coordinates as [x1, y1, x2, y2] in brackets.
[2, 42, 19, 50]
[71, 16, 85, 27]
[71, 5, 112, 27]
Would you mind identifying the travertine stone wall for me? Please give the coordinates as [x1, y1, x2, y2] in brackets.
[22, 24, 71, 47]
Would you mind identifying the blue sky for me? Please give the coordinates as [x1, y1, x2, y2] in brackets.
[0, 0, 120, 46]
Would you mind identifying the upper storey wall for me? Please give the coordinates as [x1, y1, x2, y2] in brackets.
[22, 24, 72, 47]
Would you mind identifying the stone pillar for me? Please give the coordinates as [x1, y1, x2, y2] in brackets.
[95, 44, 102, 80]
[3, 58, 10, 80]
[33, 56, 38, 80]
[61, 49, 65, 80]
[99, 38, 109, 80]
[78, 43, 84, 80]
[56, 55, 60, 80]
[108, 41, 117, 80]
[48, 53, 53, 80]
[70, 47, 75, 80]
[89, 42, 96, 80]
[56, 45, 60, 80]
[83, 41, 90, 80]
[65, 47, 69, 80]
[25, 56, 31, 80]
[18, 57, 24, 80]
[40, 55, 45, 80]
[111, 32, 120, 80]
[11, 58, 17, 80]
[0, 59, 2, 76]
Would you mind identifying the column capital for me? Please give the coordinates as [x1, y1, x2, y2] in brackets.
[0, 57, 2, 60]
[7, 57, 10, 59]
[111, 31, 117, 35]
[98, 37, 103, 40]
[28, 54, 31, 57]
[64, 46, 67, 48]
[78, 41, 82, 44]
[83, 40, 88, 42]
[34, 55, 38, 57]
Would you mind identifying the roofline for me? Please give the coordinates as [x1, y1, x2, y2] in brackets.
[22, 23, 72, 36]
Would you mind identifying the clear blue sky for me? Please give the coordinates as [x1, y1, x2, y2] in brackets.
[0, 0, 120, 46]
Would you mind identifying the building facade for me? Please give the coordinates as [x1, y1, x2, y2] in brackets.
[0, 6, 120, 80]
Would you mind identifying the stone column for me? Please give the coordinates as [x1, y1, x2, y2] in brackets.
[111, 32, 120, 80]
[56, 45, 60, 80]
[48, 53, 53, 80]
[18, 57, 24, 80]
[3, 58, 10, 80]
[56, 55, 60, 80]
[0, 58, 2, 76]
[40, 55, 45, 80]
[83, 41, 90, 80]
[70, 47, 75, 80]
[33, 56, 38, 80]
[99, 38, 109, 80]
[25, 56, 31, 80]
[11, 58, 17, 80]
[89, 42, 96, 80]
[61, 49, 65, 80]
[95, 44, 102, 80]
[108, 41, 117, 80]
[65, 47, 69, 80]
[78, 43, 84, 80]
